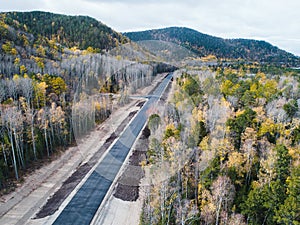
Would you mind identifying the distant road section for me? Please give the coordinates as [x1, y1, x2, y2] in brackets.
[53, 73, 173, 225]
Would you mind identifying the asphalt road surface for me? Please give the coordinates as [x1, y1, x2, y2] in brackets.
[53, 73, 173, 225]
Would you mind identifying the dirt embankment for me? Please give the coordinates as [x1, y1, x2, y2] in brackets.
[113, 126, 150, 201]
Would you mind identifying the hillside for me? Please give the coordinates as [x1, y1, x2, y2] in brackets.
[107, 42, 158, 62]
[2, 11, 128, 51]
[124, 27, 300, 66]
[0, 11, 175, 193]
[135, 40, 197, 62]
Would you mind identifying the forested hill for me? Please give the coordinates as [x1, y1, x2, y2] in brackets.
[2, 11, 128, 51]
[124, 27, 300, 66]
[0, 11, 171, 192]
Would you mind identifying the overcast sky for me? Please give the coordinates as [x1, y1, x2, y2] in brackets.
[2, 0, 300, 56]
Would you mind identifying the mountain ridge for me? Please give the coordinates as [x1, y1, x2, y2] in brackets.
[2, 11, 128, 51]
[124, 27, 300, 66]
[1, 11, 299, 66]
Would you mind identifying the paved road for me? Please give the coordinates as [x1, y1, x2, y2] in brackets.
[53, 73, 173, 225]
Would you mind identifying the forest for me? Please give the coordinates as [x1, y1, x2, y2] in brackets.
[140, 64, 300, 225]
[2, 11, 127, 51]
[0, 12, 173, 193]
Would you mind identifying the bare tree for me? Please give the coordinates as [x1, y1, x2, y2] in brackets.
[0, 81, 6, 103]
[7, 80, 18, 101]
[241, 127, 258, 184]
[211, 175, 235, 225]
[37, 108, 50, 156]
[20, 78, 33, 106]
[2, 106, 24, 180]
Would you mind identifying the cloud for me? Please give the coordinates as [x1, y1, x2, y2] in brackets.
[82, 0, 197, 3]
[1, 0, 47, 11]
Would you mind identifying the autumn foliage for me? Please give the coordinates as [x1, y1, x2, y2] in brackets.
[141, 64, 300, 225]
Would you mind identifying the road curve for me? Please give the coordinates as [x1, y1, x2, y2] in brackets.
[52, 73, 173, 225]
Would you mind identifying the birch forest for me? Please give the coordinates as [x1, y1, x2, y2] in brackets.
[0, 13, 173, 192]
[141, 65, 300, 225]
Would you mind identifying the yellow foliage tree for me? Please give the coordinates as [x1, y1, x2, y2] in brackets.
[263, 79, 278, 99]
[34, 81, 47, 108]
[227, 152, 246, 178]
[258, 118, 278, 137]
